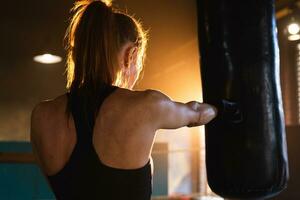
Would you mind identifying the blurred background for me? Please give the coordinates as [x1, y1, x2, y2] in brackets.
[0, 0, 299, 199]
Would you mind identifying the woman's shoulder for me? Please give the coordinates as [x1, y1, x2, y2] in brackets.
[31, 94, 68, 123]
[31, 94, 68, 139]
[127, 88, 172, 112]
[111, 88, 171, 127]
[111, 87, 169, 111]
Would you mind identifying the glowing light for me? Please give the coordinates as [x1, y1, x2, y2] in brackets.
[288, 34, 300, 41]
[102, 0, 112, 6]
[33, 54, 62, 64]
[288, 23, 300, 35]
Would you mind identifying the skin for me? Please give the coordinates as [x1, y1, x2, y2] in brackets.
[118, 41, 139, 90]
[30, 41, 218, 176]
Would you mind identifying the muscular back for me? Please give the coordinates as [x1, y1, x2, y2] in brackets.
[30, 87, 216, 176]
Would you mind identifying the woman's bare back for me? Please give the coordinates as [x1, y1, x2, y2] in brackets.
[31, 87, 156, 176]
[31, 87, 216, 176]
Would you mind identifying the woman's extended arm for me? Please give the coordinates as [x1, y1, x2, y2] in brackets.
[144, 89, 217, 130]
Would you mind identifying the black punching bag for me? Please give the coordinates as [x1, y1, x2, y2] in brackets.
[197, 0, 289, 199]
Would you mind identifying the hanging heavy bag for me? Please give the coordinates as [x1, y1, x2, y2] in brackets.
[197, 0, 289, 199]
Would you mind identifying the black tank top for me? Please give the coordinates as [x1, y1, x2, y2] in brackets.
[47, 84, 152, 200]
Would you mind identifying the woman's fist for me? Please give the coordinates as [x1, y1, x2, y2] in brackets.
[186, 101, 217, 127]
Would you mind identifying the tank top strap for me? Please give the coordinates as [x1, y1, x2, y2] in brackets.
[67, 84, 118, 152]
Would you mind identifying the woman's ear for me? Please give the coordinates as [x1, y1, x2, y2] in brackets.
[131, 46, 138, 64]
[124, 46, 138, 69]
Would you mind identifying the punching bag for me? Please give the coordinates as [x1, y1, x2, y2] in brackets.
[197, 0, 289, 199]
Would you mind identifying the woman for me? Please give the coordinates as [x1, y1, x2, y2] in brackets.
[30, 0, 217, 199]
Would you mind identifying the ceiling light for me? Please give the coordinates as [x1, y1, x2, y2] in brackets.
[288, 34, 300, 41]
[33, 54, 62, 64]
[288, 23, 300, 35]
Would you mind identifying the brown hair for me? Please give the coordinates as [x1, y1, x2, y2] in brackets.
[64, 0, 148, 129]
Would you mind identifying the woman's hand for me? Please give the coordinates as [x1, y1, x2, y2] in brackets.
[186, 101, 217, 127]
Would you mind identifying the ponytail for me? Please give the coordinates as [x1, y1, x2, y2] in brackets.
[65, 0, 116, 91]
[64, 0, 148, 130]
